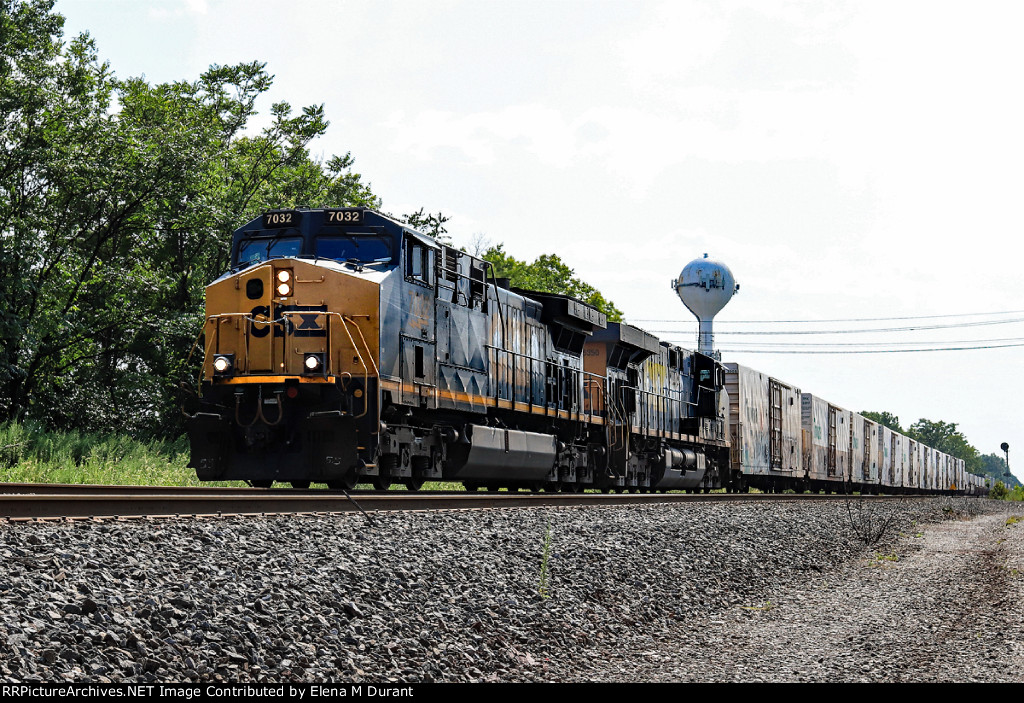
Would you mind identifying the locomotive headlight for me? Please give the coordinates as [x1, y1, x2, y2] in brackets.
[304, 353, 325, 373]
[275, 269, 293, 297]
[212, 354, 234, 376]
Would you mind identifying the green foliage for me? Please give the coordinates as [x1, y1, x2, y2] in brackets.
[0, 419, 240, 486]
[991, 481, 1009, 500]
[985, 482, 1024, 502]
[905, 418, 983, 475]
[482, 244, 623, 322]
[538, 521, 553, 599]
[869, 551, 899, 566]
[401, 208, 451, 244]
[978, 453, 1020, 488]
[0, 0, 381, 439]
[861, 410, 1019, 489]
[861, 411, 904, 433]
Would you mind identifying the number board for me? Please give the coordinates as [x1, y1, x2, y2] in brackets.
[262, 211, 301, 228]
[325, 208, 365, 225]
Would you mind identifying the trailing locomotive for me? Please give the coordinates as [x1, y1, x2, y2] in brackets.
[188, 207, 985, 496]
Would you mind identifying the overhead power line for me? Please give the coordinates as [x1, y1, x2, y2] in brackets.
[701, 342, 1024, 354]
[714, 336, 1024, 348]
[645, 317, 1024, 336]
[630, 308, 1024, 324]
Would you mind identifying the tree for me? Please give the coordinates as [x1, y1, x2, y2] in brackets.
[861, 411, 903, 433]
[990, 481, 1009, 500]
[0, 0, 124, 427]
[481, 244, 624, 321]
[401, 208, 450, 244]
[859, 412, 1005, 482]
[0, 0, 381, 437]
[905, 418, 981, 475]
[978, 453, 1020, 489]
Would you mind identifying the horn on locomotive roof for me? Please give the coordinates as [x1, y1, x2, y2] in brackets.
[672, 253, 739, 360]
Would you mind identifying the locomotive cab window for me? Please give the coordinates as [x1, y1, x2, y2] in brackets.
[237, 237, 302, 266]
[405, 239, 434, 286]
[316, 234, 392, 264]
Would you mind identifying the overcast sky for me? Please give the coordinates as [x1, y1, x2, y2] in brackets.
[57, 0, 1023, 481]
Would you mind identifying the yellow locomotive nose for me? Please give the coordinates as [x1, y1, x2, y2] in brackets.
[192, 254, 382, 486]
[201, 258, 379, 383]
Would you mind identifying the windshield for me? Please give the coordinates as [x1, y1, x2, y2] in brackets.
[237, 237, 302, 266]
[316, 234, 392, 263]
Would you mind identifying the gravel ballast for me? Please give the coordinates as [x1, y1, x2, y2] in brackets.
[0, 497, 1020, 683]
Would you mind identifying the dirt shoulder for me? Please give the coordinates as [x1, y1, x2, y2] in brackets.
[593, 503, 1024, 682]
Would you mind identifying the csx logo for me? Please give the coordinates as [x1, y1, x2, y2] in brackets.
[250, 304, 328, 338]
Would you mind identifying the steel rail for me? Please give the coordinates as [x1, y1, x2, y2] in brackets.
[0, 484, 923, 520]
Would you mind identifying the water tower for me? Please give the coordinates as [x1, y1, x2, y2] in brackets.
[672, 254, 739, 359]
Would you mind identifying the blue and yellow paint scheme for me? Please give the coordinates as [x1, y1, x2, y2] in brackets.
[189, 207, 729, 491]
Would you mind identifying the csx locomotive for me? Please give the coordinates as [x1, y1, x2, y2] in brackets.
[189, 207, 729, 492]
[188, 207, 984, 495]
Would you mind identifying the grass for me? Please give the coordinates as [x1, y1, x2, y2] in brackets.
[0, 420, 463, 489]
[0, 420, 236, 487]
[869, 551, 900, 567]
[0, 420, 734, 495]
[538, 521, 553, 599]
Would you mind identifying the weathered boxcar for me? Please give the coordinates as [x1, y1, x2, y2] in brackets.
[801, 394, 852, 491]
[725, 363, 803, 491]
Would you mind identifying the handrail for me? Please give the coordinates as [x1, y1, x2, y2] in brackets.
[595, 377, 628, 452]
[481, 261, 507, 349]
[482, 342, 639, 452]
[485, 345, 608, 424]
[341, 314, 382, 430]
[325, 312, 371, 419]
[203, 310, 379, 423]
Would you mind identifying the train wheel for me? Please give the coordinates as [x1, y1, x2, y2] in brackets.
[405, 478, 425, 492]
[464, 483, 480, 492]
[290, 481, 311, 489]
[543, 482, 562, 493]
[528, 482, 544, 493]
[372, 477, 392, 491]
[251, 480, 273, 489]
[486, 484, 501, 492]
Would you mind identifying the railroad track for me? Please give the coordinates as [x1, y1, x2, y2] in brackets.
[0, 483, 917, 520]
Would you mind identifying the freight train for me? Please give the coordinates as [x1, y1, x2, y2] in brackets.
[187, 207, 986, 496]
